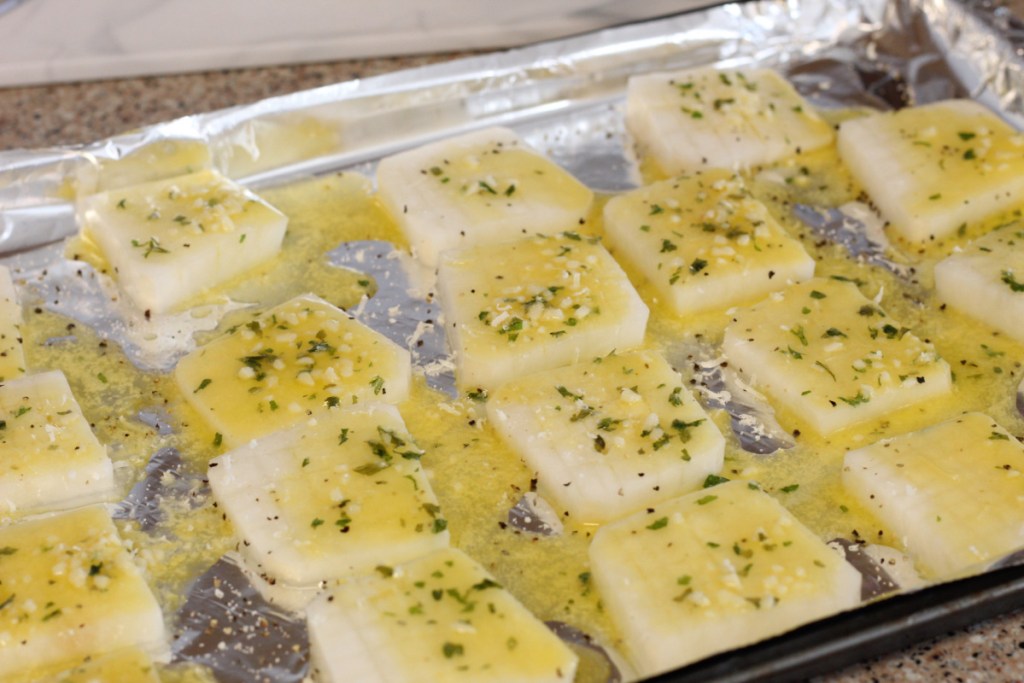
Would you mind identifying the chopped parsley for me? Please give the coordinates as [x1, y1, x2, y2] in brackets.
[703, 474, 730, 488]
[647, 516, 669, 530]
[131, 237, 170, 258]
[837, 390, 870, 406]
[1001, 270, 1024, 292]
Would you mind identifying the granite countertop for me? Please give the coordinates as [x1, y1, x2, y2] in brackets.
[1, 55, 1023, 682]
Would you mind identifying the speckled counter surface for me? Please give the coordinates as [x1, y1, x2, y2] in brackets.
[1, 56, 1023, 682]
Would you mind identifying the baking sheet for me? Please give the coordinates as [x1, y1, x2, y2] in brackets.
[2, 0, 1024, 681]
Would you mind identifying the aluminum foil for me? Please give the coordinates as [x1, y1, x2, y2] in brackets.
[1, 0, 1023, 681]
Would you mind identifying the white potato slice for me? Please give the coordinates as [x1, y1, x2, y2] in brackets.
[844, 412, 1024, 579]
[934, 224, 1024, 343]
[837, 100, 1024, 242]
[487, 350, 724, 524]
[377, 127, 593, 267]
[176, 293, 411, 448]
[603, 170, 814, 315]
[208, 404, 448, 587]
[307, 547, 577, 683]
[626, 67, 833, 174]
[590, 481, 861, 677]
[437, 232, 648, 390]
[75, 169, 287, 314]
[0, 507, 165, 679]
[0, 370, 114, 516]
[723, 278, 952, 435]
[0, 266, 25, 381]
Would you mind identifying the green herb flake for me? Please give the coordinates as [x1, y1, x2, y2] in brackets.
[703, 474, 730, 488]
[443, 642, 464, 658]
[194, 378, 212, 393]
[310, 518, 325, 528]
[790, 325, 808, 346]
[696, 495, 718, 506]
[369, 376, 385, 395]
[783, 346, 803, 360]
[646, 517, 669, 530]
[130, 237, 170, 258]
[809, 290, 827, 299]
[556, 385, 582, 401]
[780, 484, 800, 493]
[671, 418, 705, 442]
[837, 390, 870, 406]
[690, 258, 708, 274]
[815, 360, 837, 381]
[1001, 270, 1024, 292]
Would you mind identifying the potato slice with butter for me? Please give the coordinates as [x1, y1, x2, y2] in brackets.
[603, 170, 815, 316]
[837, 100, 1024, 242]
[208, 404, 447, 587]
[0, 507, 165, 679]
[0, 370, 114, 516]
[75, 169, 287, 314]
[307, 547, 577, 683]
[437, 232, 648, 390]
[9, 646, 160, 683]
[488, 350, 724, 524]
[176, 293, 411, 448]
[844, 412, 1024, 579]
[377, 126, 593, 267]
[589, 481, 861, 677]
[934, 223, 1024, 344]
[723, 278, 952, 435]
[626, 67, 833, 174]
